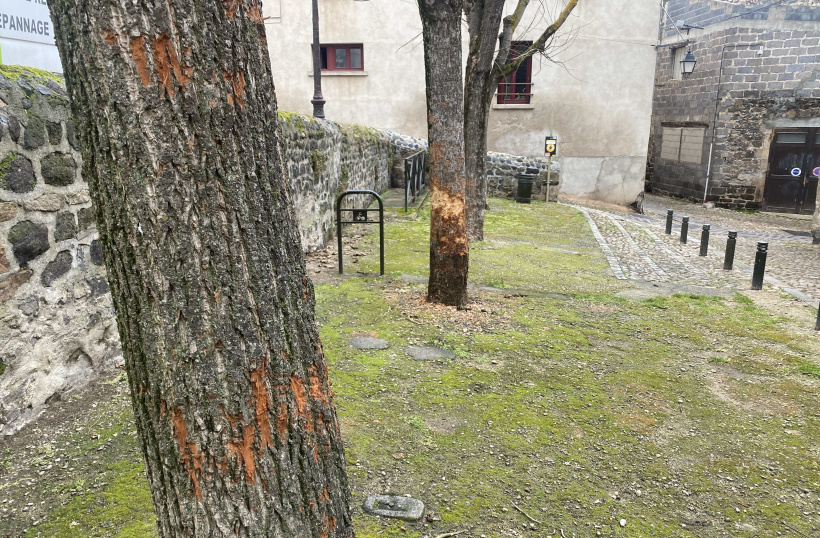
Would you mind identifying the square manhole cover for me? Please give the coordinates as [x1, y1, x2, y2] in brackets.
[363, 495, 424, 521]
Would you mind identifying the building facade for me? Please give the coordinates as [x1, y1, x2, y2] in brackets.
[647, 0, 820, 214]
[263, 0, 659, 206]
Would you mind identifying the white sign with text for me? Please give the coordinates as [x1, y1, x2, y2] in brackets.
[0, 0, 55, 45]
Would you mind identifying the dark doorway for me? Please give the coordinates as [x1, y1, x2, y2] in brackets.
[763, 128, 819, 214]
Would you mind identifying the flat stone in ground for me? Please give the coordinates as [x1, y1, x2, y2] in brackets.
[400, 274, 428, 284]
[362, 495, 424, 521]
[349, 336, 389, 350]
[405, 345, 455, 360]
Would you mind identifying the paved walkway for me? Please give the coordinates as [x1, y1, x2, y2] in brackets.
[569, 194, 819, 305]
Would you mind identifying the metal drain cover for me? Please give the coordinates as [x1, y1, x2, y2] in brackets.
[363, 495, 425, 521]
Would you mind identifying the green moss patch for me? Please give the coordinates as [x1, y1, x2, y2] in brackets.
[5, 196, 819, 538]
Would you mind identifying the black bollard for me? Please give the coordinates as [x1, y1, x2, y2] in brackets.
[815, 302, 820, 331]
[665, 209, 673, 235]
[680, 216, 689, 244]
[724, 231, 737, 270]
[751, 242, 768, 290]
[699, 224, 710, 256]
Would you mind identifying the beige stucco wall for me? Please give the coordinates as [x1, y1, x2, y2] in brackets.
[264, 0, 659, 205]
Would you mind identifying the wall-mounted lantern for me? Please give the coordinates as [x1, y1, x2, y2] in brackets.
[681, 49, 697, 78]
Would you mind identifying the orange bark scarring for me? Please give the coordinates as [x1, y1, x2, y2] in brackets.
[276, 401, 288, 441]
[247, 4, 264, 23]
[153, 33, 192, 98]
[223, 71, 247, 109]
[222, 0, 240, 18]
[321, 516, 337, 538]
[170, 407, 204, 500]
[249, 356, 273, 449]
[102, 29, 118, 45]
[307, 365, 330, 407]
[288, 375, 309, 416]
[129, 36, 152, 86]
[226, 424, 257, 482]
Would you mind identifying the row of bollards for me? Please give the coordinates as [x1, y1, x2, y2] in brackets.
[664, 209, 768, 289]
[663, 209, 820, 330]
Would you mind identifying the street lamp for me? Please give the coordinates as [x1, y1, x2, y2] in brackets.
[311, 0, 325, 118]
[680, 48, 697, 79]
[311, 0, 369, 119]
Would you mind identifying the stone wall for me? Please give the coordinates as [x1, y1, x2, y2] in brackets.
[648, 21, 820, 208]
[0, 75, 392, 434]
[0, 68, 121, 434]
[277, 113, 391, 251]
[385, 131, 560, 200]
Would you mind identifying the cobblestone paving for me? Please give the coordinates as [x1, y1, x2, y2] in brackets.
[570, 194, 820, 305]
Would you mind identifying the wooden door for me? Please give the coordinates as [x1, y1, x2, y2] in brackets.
[763, 128, 819, 214]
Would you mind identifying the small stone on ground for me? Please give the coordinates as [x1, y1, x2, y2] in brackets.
[349, 336, 389, 350]
[405, 345, 455, 360]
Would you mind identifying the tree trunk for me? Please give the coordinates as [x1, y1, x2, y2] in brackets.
[48, 1, 354, 536]
[464, 0, 506, 242]
[419, 0, 469, 306]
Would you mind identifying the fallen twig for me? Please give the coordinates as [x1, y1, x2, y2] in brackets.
[511, 502, 543, 525]
[560, 529, 566, 538]
[434, 531, 468, 538]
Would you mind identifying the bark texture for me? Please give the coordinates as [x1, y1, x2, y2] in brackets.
[48, 1, 354, 536]
[463, 0, 578, 241]
[813, 188, 820, 244]
[419, 0, 470, 306]
[463, 0, 506, 242]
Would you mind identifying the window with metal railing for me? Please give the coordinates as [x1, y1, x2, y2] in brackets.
[497, 41, 533, 104]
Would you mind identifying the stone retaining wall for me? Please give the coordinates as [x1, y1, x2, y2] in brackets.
[385, 131, 561, 199]
[0, 71, 391, 434]
[278, 113, 391, 251]
[0, 68, 120, 433]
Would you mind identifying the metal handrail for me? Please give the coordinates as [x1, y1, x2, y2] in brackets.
[404, 150, 427, 212]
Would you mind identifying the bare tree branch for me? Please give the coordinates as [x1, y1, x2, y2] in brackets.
[494, 0, 578, 79]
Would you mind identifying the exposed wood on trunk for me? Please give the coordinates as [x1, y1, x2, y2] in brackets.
[47, 0, 354, 536]
[419, 0, 469, 307]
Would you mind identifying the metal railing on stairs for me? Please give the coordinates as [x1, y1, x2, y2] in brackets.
[404, 150, 427, 212]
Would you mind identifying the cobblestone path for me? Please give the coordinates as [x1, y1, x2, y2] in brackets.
[571, 194, 819, 305]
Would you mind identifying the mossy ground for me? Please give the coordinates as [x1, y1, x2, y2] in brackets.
[2, 198, 819, 537]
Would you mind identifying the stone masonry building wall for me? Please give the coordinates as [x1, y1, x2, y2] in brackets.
[0, 68, 119, 433]
[647, 0, 820, 208]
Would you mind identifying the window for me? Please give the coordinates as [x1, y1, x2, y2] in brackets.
[320, 44, 363, 71]
[497, 41, 532, 104]
[671, 47, 685, 80]
[660, 126, 706, 164]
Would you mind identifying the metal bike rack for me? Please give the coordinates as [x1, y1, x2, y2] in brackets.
[336, 190, 384, 275]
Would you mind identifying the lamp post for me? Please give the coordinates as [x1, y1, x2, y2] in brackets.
[311, 0, 325, 119]
[311, 0, 369, 119]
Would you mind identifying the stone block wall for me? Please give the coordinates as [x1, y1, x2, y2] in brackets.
[648, 22, 820, 208]
[0, 68, 121, 433]
[277, 113, 392, 252]
[385, 131, 560, 200]
[0, 81, 393, 434]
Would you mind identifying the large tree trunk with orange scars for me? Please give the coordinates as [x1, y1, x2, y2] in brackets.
[48, 0, 354, 536]
[418, 0, 469, 307]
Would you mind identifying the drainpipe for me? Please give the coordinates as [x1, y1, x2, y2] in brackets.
[706, 40, 763, 204]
